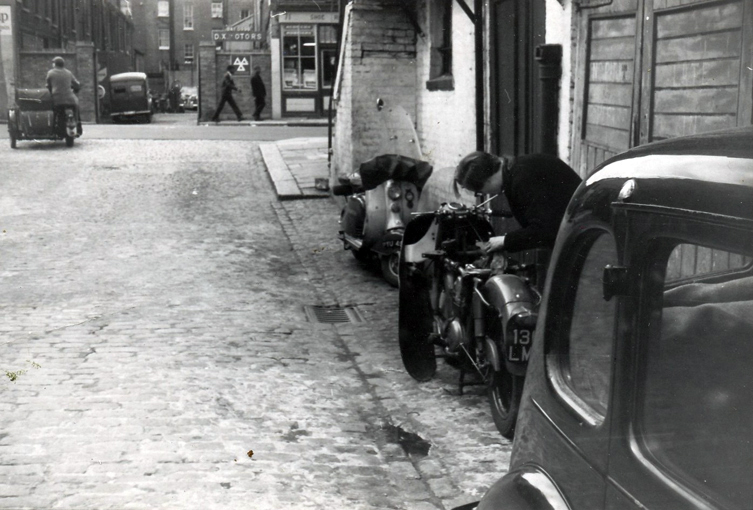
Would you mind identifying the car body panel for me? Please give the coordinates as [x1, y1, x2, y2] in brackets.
[478, 127, 753, 510]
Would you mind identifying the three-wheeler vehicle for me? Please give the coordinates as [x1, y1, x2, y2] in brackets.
[7, 88, 79, 148]
[463, 126, 753, 510]
[109, 72, 153, 123]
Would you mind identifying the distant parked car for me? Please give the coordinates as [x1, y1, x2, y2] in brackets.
[109, 72, 152, 123]
[182, 87, 198, 111]
[469, 127, 753, 510]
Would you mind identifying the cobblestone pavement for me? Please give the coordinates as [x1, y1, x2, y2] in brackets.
[0, 138, 510, 510]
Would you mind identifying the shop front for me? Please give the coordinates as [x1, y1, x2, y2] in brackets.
[271, 12, 338, 118]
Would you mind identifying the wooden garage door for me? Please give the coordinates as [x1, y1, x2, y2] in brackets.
[641, 0, 753, 142]
[572, 0, 753, 176]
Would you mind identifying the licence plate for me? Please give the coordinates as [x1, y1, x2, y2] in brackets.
[507, 328, 532, 363]
[382, 238, 401, 251]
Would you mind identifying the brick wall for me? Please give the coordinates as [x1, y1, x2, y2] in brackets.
[17, 43, 97, 123]
[333, 3, 418, 181]
[413, 3, 477, 207]
[202, 51, 271, 121]
[332, 1, 477, 208]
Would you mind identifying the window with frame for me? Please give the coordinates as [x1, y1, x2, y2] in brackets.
[184, 44, 194, 64]
[548, 231, 618, 423]
[211, 2, 223, 18]
[158, 28, 170, 50]
[640, 235, 753, 508]
[240, 9, 250, 20]
[157, 1, 169, 17]
[282, 25, 317, 90]
[426, 0, 453, 91]
[183, 4, 193, 30]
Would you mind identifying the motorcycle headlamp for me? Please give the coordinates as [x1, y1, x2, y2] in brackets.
[387, 184, 402, 201]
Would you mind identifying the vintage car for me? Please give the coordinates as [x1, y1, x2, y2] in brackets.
[109, 72, 152, 123]
[471, 126, 753, 510]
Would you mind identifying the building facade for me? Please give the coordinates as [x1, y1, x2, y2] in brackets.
[0, 0, 136, 122]
[269, 0, 339, 118]
[131, 0, 263, 95]
[332, 0, 753, 206]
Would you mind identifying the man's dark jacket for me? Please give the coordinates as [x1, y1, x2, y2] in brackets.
[221, 72, 238, 97]
[501, 153, 582, 252]
[251, 73, 266, 99]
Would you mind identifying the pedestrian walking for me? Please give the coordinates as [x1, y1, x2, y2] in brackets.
[251, 66, 266, 121]
[211, 65, 244, 122]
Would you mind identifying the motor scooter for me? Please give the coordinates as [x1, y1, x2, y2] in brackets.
[332, 100, 431, 287]
[8, 88, 80, 148]
[334, 154, 433, 286]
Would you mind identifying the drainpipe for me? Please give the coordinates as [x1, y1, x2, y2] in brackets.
[474, 0, 483, 152]
[534, 44, 562, 155]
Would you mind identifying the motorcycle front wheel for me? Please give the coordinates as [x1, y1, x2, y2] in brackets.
[398, 262, 436, 381]
[489, 367, 524, 439]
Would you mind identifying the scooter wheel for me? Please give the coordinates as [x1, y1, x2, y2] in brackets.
[351, 247, 370, 263]
[65, 135, 74, 147]
[9, 131, 16, 149]
[381, 253, 399, 288]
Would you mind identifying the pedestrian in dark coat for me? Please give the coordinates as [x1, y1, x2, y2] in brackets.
[211, 65, 243, 122]
[454, 152, 582, 253]
[251, 66, 266, 121]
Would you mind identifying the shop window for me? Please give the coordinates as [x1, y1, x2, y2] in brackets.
[184, 44, 194, 65]
[211, 2, 223, 18]
[427, 0, 453, 91]
[183, 4, 193, 30]
[158, 28, 170, 50]
[319, 25, 338, 45]
[548, 231, 618, 423]
[282, 25, 317, 90]
[157, 1, 169, 17]
[641, 239, 753, 507]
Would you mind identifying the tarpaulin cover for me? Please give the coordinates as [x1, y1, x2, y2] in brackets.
[16, 88, 53, 111]
[358, 154, 433, 191]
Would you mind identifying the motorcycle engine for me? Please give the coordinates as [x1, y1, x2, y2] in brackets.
[443, 318, 467, 353]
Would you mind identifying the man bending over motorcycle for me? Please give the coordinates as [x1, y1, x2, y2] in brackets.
[46, 56, 82, 135]
[454, 152, 582, 254]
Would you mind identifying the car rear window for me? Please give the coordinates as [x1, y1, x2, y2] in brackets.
[640, 240, 753, 508]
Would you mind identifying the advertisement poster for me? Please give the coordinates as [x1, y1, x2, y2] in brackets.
[0, 5, 14, 116]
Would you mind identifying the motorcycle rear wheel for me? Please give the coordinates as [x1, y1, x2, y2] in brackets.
[489, 367, 524, 439]
[398, 263, 436, 381]
[65, 135, 74, 147]
[9, 131, 16, 149]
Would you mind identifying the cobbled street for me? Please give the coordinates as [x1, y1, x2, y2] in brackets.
[0, 136, 511, 509]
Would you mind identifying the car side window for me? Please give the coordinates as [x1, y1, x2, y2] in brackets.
[641, 240, 753, 507]
[549, 231, 618, 423]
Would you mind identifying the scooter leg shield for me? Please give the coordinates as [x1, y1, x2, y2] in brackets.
[340, 196, 365, 237]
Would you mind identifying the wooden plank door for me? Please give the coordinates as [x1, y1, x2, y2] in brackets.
[639, 0, 753, 142]
[571, 0, 644, 177]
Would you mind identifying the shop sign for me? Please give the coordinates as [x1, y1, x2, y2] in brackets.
[212, 30, 263, 42]
[279, 12, 339, 23]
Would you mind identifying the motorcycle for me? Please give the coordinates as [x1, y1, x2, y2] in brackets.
[8, 88, 80, 148]
[398, 200, 540, 438]
[333, 154, 433, 287]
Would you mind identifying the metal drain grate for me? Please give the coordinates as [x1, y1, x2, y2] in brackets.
[304, 305, 364, 324]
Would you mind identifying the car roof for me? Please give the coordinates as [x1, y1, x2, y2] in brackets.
[110, 72, 148, 83]
[577, 127, 753, 222]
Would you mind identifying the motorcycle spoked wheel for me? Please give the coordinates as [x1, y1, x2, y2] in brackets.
[398, 261, 437, 381]
[488, 365, 524, 439]
[484, 317, 524, 439]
